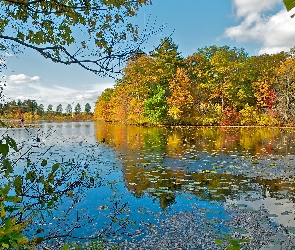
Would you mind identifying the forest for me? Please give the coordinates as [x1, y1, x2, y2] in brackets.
[0, 100, 93, 121]
[94, 38, 295, 126]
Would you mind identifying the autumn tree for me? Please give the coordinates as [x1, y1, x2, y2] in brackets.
[274, 57, 295, 123]
[95, 38, 184, 125]
[118, 54, 154, 124]
[248, 52, 287, 111]
[166, 68, 196, 124]
[94, 88, 114, 121]
[202, 46, 248, 111]
[0, 0, 153, 76]
[143, 37, 183, 124]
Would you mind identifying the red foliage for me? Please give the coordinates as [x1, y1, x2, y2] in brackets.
[265, 90, 277, 109]
[220, 107, 241, 126]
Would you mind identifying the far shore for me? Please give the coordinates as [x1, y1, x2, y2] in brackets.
[2, 118, 295, 129]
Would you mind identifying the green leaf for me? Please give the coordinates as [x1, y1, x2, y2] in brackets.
[34, 237, 44, 244]
[2, 159, 13, 176]
[0, 144, 9, 156]
[6, 196, 22, 203]
[25, 171, 36, 182]
[48, 173, 54, 184]
[41, 159, 47, 167]
[14, 176, 22, 195]
[229, 239, 240, 247]
[215, 239, 225, 245]
[1, 203, 6, 218]
[52, 163, 59, 172]
[17, 32, 25, 41]
[284, 0, 295, 11]
[62, 244, 70, 250]
[13, 232, 23, 239]
[0, 120, 7, 128]
[2, 243, 9, 248]
[4, 218, 11, 231]
[6, 136, 18, 151]
[47, 199, 54, 208]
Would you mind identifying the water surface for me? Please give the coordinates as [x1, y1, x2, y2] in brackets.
[4, 121, 295, 248]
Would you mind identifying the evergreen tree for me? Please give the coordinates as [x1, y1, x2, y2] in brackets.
[56, 104, 63, 115]
[75, 103, 81, 114]
[65, 104, 72, 115]
[85, 103, 92, 113]
[47, 104, 53, 112]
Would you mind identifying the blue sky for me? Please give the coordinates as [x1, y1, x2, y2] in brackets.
[2, 0, 295, 111]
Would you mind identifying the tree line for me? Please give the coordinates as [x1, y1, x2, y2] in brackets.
[94, 38, 295, 126]
[0, 99, 92, 120]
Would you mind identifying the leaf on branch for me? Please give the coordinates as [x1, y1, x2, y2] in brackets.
[52, 163, 59, 172]
[6, 136, 18, 151]
[14, 176, 22, 196]
[284, 0, 295, 11]
[41, 159, 47, 167]
[0, 202, 6, 218]
[0, 143, 9, 156]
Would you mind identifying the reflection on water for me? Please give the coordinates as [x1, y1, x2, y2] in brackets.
[3, 121, 295, 247]
[95, 122, 295, 229]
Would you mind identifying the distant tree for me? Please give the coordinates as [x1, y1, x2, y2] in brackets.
[23, 99, 38, 115]
[75, 103, 81, 114]
[65, 104, 72, 115]
[17, 99, 22, 107]
[37, 104, 44, 116]
[47, 104, 53, 112]
[56, 104, 63, 115]
[84, 103, 92, 114]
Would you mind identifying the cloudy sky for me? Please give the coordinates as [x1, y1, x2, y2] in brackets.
[2, 0, 295, 111]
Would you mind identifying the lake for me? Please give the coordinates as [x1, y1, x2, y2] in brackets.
[4, 121, 295, 249]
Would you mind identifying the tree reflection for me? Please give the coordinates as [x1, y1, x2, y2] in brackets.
[95, 122, 295, 209]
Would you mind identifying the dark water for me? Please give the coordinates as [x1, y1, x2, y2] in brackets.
[4, 121, 295, 247]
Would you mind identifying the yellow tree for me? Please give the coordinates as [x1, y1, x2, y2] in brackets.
[167, 68, 195, 124]
[274, 57, 295, 123]
[248, 53, 287, 110]
[94, 88, 114, 121]
[117, 53, 155, 124]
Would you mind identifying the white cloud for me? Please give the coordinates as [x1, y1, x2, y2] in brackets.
[224, 0, 295, 54]
[232, 0, 281, 17]
[8, 74, 41, 84]
[3, 76, 114, 111]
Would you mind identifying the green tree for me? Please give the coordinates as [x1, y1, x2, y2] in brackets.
[74, 103, 81, 114]
[37, 104, 44, 116]
[84, 103, 91, 113]
[65, 104, 72, 115]
[0, 0, 152, 76]
[143, 84, 167, 124]
[47, 104, 53, 112]
[56, 104, 63, 115]
[143, 38, 183, 124]
[22, 99, 38, 115]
